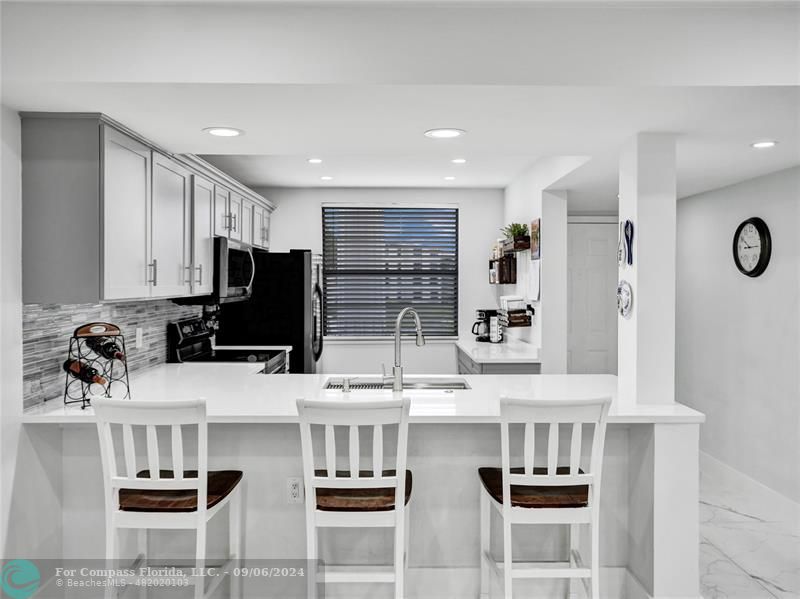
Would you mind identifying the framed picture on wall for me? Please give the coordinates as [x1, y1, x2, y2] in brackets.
[530, 218, 541, 260]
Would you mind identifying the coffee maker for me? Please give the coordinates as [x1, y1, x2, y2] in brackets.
[472, 309, 499, 342]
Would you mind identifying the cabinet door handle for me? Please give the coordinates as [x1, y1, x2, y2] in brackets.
[232, 213, 238, 232]
[184, 265, 193, 284]
[195, 264, 203, 285]
[148, 259, 158, 286]
[226, 213, 232, 230]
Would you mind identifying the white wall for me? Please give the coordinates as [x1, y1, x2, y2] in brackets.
[502, 158, 582, 372]
[1, 105, 64, 558]
[676, 166, 800, 502]
[257, 187, 504, 374]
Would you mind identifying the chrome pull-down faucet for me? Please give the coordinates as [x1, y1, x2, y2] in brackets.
[389, 307, 426, 392]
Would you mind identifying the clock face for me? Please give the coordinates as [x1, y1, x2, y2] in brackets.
[733, 217, 771, 277]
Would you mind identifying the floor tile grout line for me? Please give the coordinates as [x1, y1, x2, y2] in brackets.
[699, 533, 781, 599]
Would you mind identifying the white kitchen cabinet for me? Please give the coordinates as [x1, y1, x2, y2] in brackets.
[229, 192, 244, 241]
[191, 175, 215, 296]
[240, 199, 254, 246]
[214, 185, 231, 237]
[253, 204, 268, 249]
[21, 113, 273, 304]
[102, 126, 152, 301]
[151, 152, 192, 298]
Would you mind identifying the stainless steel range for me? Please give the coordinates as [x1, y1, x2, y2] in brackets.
[167, 316, 288, 374]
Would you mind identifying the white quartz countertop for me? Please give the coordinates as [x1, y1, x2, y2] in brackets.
[22, 364, 704, 425]
[455, 338, 541, 364]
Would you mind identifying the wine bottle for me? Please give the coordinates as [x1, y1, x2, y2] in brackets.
[85, 337, 126, 362]
[63, 359, 107, 386]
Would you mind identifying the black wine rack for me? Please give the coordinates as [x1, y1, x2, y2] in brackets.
[62, 322, 131, 409]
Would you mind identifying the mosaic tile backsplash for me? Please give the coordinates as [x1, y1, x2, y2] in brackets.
[23, 301, 201, 409]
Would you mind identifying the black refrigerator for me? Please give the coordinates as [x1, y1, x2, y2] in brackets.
[216, 249, 323, 373]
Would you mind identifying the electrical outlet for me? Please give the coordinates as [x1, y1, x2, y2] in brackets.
[135, 327, 144, 349]
[287, 477, 304, 504]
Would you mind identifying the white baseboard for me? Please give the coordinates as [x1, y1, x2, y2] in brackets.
[322, 566, 666, 598]
[700, 451, 800, 526]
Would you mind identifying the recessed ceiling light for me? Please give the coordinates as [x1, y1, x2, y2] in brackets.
[320, 176, 334, 181]
[424, 128, 466, 139]
[203, 127, 243, 137]
[751, 140, 777, 149]
[443, 176, 456, 181]
[451, 158, 467, 164]
[307, 158, 323, 164]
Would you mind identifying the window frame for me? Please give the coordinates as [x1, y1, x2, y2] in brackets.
[321, 202, 460, 340]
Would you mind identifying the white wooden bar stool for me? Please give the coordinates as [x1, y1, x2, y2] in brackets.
[296, 397, 412, 599]
[479, 396, 611, 599]
[93, 398, 244, 598]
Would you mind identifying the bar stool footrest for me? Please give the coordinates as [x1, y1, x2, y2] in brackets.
[483, 551, 591, 579]
[320, 564, 396, 584]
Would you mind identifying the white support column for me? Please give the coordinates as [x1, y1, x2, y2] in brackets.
[617, 133, 677, 405]
[628, 423, 701, 599]
[540, 190, 568, 374]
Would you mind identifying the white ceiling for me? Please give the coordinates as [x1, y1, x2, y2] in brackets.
[2, 1, 799, 212]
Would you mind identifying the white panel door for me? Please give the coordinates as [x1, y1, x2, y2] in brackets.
[567, 222, 618, 374]
[102, 126, 151, 300]
[192, 175, 215, 295]
[214, 185, 231, 237]
[151, 153, 191, 298]
[229, 192, 244, 241]
[252, 205, 265, 248]
[240, 199, 254, 246]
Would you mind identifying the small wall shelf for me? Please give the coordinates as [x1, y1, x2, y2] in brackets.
[489, 255, 517, 284]
[502, 236, 531, 254]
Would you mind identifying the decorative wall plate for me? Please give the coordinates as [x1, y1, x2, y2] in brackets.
[617, 280, 633, 319]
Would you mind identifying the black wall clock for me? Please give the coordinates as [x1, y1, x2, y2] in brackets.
[732, 217, 771, 277]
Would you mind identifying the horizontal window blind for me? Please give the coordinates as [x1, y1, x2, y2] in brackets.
[322, 206, 458, 337]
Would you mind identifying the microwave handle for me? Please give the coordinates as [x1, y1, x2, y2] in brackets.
[246, 250, 256, 290]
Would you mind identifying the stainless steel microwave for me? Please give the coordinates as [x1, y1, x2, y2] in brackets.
[213, 237, 255, 303]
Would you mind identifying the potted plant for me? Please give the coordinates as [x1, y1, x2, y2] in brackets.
[501, 223, 530, 251]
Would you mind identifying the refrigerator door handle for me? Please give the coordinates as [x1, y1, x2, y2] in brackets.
[312, 283, 323, 361]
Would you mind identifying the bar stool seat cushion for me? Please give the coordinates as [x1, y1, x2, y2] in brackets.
[119, 470, 243, 512]
[314, 469, 413, 512]
[478, 466, 589, 508]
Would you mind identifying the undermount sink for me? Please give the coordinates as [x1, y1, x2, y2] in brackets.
[324, 377, 471, 391]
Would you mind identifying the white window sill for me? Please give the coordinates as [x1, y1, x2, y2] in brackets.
[323, 336, 458, 345]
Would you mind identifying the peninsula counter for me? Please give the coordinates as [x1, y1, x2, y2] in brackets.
[19, 364, 704, 598]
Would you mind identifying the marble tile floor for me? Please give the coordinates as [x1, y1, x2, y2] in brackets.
[699, 458, 800, 598]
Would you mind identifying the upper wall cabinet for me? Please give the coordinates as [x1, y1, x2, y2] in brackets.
[191, 175, 215, 296]
[21, 113, 273, 304]
[151, 152, 192, 298]
[102, 127, 152, 300]
[253, 204, 270, 249]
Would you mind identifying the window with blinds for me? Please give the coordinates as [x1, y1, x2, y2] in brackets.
[322, 206, 458, 337]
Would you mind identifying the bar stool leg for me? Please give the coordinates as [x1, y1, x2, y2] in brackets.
[590, 517, 599, 598]
[305, 508, 317, 599]
[195, 522, 207, 599]
[480, 490, 490, 599]
[229, 488, 243, 599]
[404, 507, 410, 575]
[569, 524, 580, 598]
[394, 507, 406, 599]
[137, 529, 148, 599]
[502, 518, 512, 599]
[229, 488, 243, 559]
